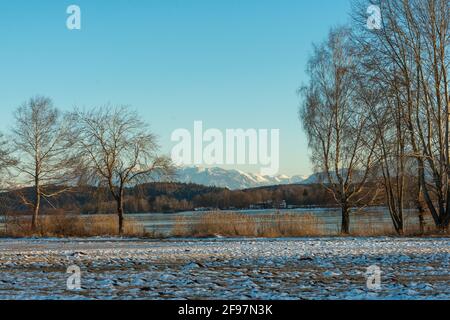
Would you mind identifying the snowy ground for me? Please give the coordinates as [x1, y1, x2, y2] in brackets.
[0, 237, 448, 300]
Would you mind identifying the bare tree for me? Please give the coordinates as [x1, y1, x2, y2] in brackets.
[0, 133, 17, 233]
[352, 0, 450, 232]
[0, 133, 17, 187]
[351, 26, 411, 234]
[12, 96, 79, 230]
[363, 80, 409, 234]
[300, 27, 379, 234]
[73, 106, 173, 235]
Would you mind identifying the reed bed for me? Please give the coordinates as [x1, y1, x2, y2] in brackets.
[172, 210, 444, 238]
[0, 210, 445, 238]
[172, 212, 325, 237]
[1, 214, 145, 237]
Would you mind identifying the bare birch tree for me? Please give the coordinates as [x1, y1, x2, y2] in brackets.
[12, 96, 79, 230]
[300, 27, 379, 234]
[0, 133, 17, 187]
[0, 133, 17, 231]
[352, 0, 450, 231]
[73, 106, 173, 235]
[351, 19, 412, 234]
[361, 77, 410, 234]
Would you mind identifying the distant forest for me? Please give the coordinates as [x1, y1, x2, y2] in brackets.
[1, 180, 421, 215]
[0, 183, 337, 214]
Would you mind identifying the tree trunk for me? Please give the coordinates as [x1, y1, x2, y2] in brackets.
[341, 203, 350, 235]
[31, 186, 40, 231]
[416, 185, 425, 235]
[438, 222, 448, 234]
[396, 218, 404, 236]
[117, 201, 124, 236]
[117, 187, 125, 235]
[416, 174, 426, 235]
[418, 212, 425, 235]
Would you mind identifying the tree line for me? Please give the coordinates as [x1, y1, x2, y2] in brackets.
[3, 0, 448, 237]
[0, 98, 172, 234]
[0, 95, 379, 236]
[2, 182, 348, 215]
[300, 0, 450, 234]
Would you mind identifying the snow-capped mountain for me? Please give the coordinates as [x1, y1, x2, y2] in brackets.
[172, 166, 309, 190]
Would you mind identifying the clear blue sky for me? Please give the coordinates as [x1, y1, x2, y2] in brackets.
[0, 0, 351, 176]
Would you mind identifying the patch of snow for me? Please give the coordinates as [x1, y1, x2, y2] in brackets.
[0, 237, 448, 300]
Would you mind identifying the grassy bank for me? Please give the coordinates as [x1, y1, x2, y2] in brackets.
[171, 212, 444, 238]
[172, 212, 325, 237]
[0, 214, 146, 238]
[1, 211, 446, 238]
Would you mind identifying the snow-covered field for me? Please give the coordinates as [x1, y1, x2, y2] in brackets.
[0, 237, 448, 300]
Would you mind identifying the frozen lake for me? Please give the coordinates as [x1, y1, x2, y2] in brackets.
[0, 208, 435, 236]
[127, 208, 433, 236]
[0, 237, 448, 300]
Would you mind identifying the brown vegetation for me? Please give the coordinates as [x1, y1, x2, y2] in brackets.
[174, 212, 331, 238]
[0, 214, 146, 238]
[172, 211, 445, 238]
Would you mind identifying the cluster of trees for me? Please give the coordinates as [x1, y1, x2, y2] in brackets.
[82, 182, 222, 213]
[300, 0, 450, 234]
[192, 185, 336, 209]
[0, 97, 172, 234]
[2, 182, 343, 215]
[85, 184, 337, 212]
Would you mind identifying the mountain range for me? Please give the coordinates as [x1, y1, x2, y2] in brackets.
[172, 166, 317, 190]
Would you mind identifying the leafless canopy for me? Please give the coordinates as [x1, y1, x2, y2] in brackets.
[0, 133, 17, 190]
[12, 96, 79, 229]
[351, 0, 450, 231]
[300, 27, 379, 234]
[73, 106, 173, 234]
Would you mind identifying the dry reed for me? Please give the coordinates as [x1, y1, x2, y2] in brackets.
[172, 212, 325, 238]
[172, 211, 446, 238]
[1, 214, 145, 237]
